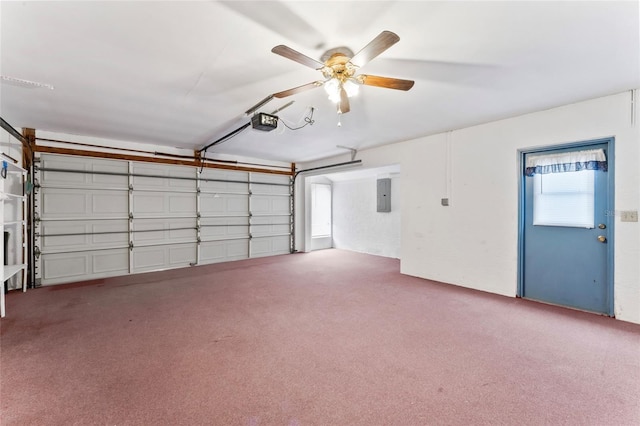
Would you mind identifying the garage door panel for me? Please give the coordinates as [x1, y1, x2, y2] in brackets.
[132, 244, 196, 273]
[132, 163, 195, 190]
[201, 226, 248, 239]
[200, 216, 248, 239]
[42, 189, 128, 219]
[132, 218, 196, 244]
[93, 250, 130, 274]
[252, 185, 291, 196]
[201, 194, 248, 214]
[132, 192, 196, 217]
[41, 220, 128, 251]
[201, 183, 248, 194]
[41, 249, 129, 285]
[251, 224, 290, 237]
[200, 240, 248, 264]
[250, 216, 290, 237]
[250, 236, 290, 258]
[251, 195, 291, 215]
[200, 170, 248, 193]
[93, 193, 129, 215]
[43, 253, 88, 281]
[36, 153, 291, 285]
[40, 157, 128, 188]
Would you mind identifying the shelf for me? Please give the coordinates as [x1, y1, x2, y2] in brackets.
[3, 220, 26, 226]
[2, 161, 27, 174]
[2, 192, 26, 199]
[1, 159, 27, 318]
[3, 264, 27, 281]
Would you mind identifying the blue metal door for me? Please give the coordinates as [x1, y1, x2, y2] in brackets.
[522, 142, 612, 315]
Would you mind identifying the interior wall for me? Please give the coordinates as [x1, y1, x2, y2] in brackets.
[332, 176, 401, 258]
[297, 90, 640, 324]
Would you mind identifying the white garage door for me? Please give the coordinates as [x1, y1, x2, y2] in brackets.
[34, 154, 292, 285]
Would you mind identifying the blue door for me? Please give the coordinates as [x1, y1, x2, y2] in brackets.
[522, 141, 612, 315]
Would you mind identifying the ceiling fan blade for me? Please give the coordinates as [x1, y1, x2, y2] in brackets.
[359, 74, 415, 91]
[220, 1, 325, 49]
[272, 45, 325, 70]
[339, 87, 351, 114]
[367, 58, 501, 87]
[273, 81, 324, 98]
[350, 31, 400, 68]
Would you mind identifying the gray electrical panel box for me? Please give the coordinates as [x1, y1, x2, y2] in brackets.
[377, 178, 391, 212]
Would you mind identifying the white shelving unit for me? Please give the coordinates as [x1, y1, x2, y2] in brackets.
[1, 160, 27, 318]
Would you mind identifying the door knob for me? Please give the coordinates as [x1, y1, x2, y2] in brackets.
[597, 235, 607, 243]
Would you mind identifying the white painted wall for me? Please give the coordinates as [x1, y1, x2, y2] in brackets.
[297, 90, 640, 324]
[332, 176, 401, 258]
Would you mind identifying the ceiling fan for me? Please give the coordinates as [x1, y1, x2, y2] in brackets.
[271, 30, 414, 114]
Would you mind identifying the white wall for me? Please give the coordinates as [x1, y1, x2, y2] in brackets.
[297, 90, 640, 324]
[332, 176, 401, 258]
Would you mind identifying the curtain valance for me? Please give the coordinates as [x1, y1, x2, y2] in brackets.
[525, 149, 607, 176]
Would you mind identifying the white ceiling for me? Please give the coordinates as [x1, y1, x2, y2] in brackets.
[1, 1, 638, 163]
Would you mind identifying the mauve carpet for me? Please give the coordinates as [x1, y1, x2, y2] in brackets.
[1, 249, 639, 425]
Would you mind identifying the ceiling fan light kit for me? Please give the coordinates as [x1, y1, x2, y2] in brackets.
[271, 30, 415, 116]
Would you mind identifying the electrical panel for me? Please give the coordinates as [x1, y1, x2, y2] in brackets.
[377, 178, 391, 212]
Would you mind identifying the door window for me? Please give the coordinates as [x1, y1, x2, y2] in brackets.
[533, 170, 595, 228]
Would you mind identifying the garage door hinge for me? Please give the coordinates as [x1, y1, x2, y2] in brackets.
[129, 241, 134, 251]
[248, 189, 252, 195]
[34, 246, 41, 259]
[197, 236, 201, 243]
[128, 184, 133, 192]
[249, 233, 253, 240]
[129, 213, 134, 220]
[34, 212, 41, 223]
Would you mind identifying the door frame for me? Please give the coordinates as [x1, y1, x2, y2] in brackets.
[517, 137, 615, 316]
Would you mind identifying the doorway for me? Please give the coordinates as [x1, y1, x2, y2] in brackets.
[519, 138, 614, 315]
[310, 182, 332, 250]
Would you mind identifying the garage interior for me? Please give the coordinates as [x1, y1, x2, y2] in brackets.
[1, 1, 640, 424]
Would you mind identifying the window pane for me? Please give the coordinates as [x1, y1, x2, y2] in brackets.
[533, 170, 594, 228]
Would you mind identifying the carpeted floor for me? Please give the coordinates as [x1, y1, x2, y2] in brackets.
[1, 249, 639, 425]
